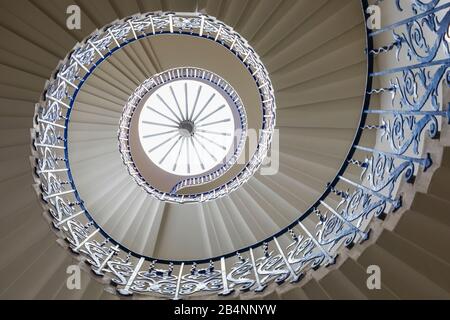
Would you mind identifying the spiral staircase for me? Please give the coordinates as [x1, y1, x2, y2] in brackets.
[0, 0, 449, 300]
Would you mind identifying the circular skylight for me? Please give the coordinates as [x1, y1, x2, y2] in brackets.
[138, 78, 236, 176]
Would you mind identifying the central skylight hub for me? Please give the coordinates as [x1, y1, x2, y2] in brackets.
[178, 120, 195, 137]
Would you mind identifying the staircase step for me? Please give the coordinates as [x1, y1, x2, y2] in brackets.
[439, 147, 450, 169]
[377, 229, 450, 293]
[428, 166, 450, 200]
[357, 244, 449, 299]
[1, 243, 68, 299]
[80, 279, 108, 300]
[319, 268, 367, 299]
[301, 278, 331, 300]
[338, 258, 398, 299]
[53, 265, 93, 300]
[279, 286, 309, 300]
[98, 288, 119, 300]
[410, 193, 450, 228]
[0, 233, 54, 297]
[34, 252, 73, 299]
[394, 210, 450, 264]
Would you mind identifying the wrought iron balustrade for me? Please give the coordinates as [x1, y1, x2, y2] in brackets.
[31, 0, 449, 299]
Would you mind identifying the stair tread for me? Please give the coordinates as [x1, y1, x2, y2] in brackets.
[358, 244, 450, 299]
[394, 210, 450, 264]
